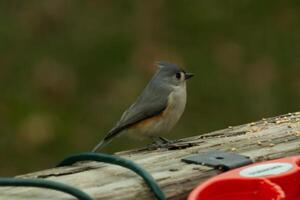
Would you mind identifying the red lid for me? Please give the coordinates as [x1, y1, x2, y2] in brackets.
[188, 156, 300, 200]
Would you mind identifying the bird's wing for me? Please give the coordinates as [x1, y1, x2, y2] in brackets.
[117, 84, 171, 131]
[92, 79, 172, 152]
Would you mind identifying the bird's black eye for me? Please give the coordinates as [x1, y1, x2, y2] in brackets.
[175, 72, 181, 79]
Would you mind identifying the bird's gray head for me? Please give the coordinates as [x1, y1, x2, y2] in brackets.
[154, 61, 194, 87]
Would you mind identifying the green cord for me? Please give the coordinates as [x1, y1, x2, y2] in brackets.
[57, 152, 166, 200]
[0, 177, 93, 200]
[0, 152, 165, 200]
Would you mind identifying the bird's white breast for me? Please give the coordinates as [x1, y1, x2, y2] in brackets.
[162, 82, 187, 132]
[134, 82, 187, 137]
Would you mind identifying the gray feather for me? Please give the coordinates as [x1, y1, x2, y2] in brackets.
[92, 69, 173, 152]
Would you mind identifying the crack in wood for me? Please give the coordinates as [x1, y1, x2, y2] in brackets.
[34, 166, 99, 179]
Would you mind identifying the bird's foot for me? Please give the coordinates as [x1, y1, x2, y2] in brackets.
[147, 137, 175, 149]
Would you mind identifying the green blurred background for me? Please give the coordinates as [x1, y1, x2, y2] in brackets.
[1, 1, 300, 175]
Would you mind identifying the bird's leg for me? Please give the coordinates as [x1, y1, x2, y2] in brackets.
[151, 136, 165, 146]
[157, 136, 173, 144]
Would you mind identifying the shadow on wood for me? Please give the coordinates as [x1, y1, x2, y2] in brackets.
[1, 112, 300, 200]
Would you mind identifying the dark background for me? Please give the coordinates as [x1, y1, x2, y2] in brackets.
[1, 1, 299, 175]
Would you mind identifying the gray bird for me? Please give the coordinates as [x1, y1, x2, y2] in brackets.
[92, 61, 194, 152]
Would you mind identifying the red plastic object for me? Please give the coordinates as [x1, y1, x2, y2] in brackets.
[188, 156, 300, 200]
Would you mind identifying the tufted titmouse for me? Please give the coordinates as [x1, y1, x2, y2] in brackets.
[92, 61, 194, 152]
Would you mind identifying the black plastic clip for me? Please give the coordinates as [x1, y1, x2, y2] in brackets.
[182, 150, 253, 171]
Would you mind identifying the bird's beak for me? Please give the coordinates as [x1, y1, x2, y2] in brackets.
[185, 73, 194, 80]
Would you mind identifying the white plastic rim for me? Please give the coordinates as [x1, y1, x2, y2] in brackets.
[239, 162, 293, 177]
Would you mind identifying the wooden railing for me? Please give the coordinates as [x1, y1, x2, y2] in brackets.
[1, 112, 300, 200]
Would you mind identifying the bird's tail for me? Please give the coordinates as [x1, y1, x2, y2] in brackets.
[91, 140, 107, 152]
[91, 126, 123, 152]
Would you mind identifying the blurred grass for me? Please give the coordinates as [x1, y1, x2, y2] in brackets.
[0, 0, 300, 175]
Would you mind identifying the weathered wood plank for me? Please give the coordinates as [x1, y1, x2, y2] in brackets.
[1, 112, 300, 200]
